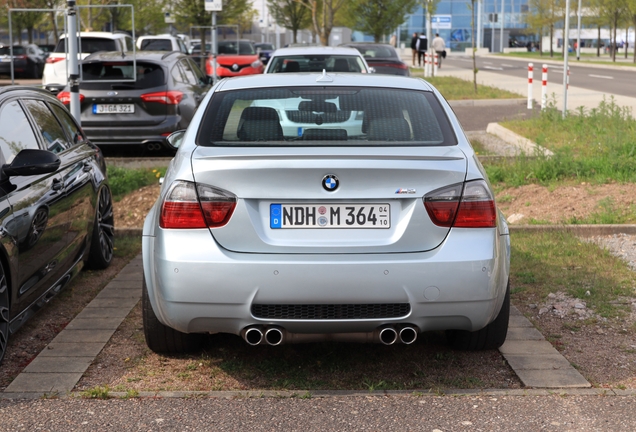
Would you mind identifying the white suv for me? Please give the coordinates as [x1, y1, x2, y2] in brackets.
[136, 35, 188, 53]
[42, 31, 133, 93]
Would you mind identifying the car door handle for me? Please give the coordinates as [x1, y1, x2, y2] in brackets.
[52, 179, 63, 191]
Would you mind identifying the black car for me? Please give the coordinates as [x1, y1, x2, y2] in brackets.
[0, 86, 114, 363]
[57, 51, 211, 151]
[0, 44, 46, 78]
[340, 43, 410, 76]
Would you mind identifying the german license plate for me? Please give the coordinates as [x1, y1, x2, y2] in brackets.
[270, 203, 390, 229]
[93, 104, 135, 114]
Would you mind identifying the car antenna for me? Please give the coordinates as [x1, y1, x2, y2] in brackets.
[316, 69, 333, 82]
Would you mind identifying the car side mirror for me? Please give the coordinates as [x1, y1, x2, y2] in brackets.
[2, 149, 60, 177]
[166, 130, 186, 150]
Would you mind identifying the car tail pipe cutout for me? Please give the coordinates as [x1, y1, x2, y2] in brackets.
[146, 142, 163, 151]
[241, 325, 419, 346]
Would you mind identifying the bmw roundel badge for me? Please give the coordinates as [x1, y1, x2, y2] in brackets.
[322, 174, 339, 192]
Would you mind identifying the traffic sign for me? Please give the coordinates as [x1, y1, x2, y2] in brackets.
[205, 0, 222, 11]
[431, 15, 451, 30]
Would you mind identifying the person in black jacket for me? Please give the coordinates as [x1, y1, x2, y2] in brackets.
[410, 32, 418, 66]
[416, 33, 428, 67]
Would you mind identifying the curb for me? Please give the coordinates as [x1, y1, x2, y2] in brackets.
[509, 224, 636, 236]
[448, 98, 526, 107]
[486, 123, 553, 156]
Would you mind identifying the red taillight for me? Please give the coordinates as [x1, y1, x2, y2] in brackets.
[373, 62, 408, 70]
[141, 91, 183, 105]
[160, 181, 237, 229]
[46, 56, 65, 64]
[15, 55, 27, 60]
[424, 180, 496, 228]
[56, 91, 85, 105]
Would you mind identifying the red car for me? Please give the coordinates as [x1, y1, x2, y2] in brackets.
[206, 40, 264, 79]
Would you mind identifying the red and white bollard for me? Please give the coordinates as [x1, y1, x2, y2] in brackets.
[527, 63, 533, 110]
[541, 64, 548, 110]
[424, 52, 430, 77]
[433, 53, 439, 76]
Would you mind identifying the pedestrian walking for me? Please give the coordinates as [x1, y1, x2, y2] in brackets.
[432, 33, 446, 68]
[410, 32, 418, 66]
[416, 33, 427, 67]
[389, 34, 397, 48]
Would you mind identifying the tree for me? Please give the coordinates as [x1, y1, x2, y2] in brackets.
[525, 0, 564, 57]
[345, 0, 417, 43]
[297, 0, 347, 46]
[267, 0, 311, 44]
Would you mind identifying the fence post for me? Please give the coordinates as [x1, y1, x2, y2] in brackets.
[541, 64, 548, 110]
[527, 63, 533, 110]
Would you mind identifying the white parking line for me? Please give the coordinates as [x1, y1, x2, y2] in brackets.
[501, 63, 513, 67]
[588, 74, 614, 80]
[483, 66, 504, 70]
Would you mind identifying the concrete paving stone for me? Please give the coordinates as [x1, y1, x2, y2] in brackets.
[508, 315, 534, 327]
[4, 372, 84, 393]
[94, 288, 141, 299]
[112, 270, 143, 281]
[510, 305, 522, 316]
[23, 356, 94, 373]
[102, 279, 142, 290]
[73, 307, 131, 319]
[38, 343, 106, 357]
[65, 317, 126, 330]
[85, 296, 140, 309]
[51, 329, 115, 344]
[505, 326, 545, 340]
[613, 389, 636, 396]
[505, 354, 573, 370]
[499, 339, 561, 356]
[515, 368, 591, 388]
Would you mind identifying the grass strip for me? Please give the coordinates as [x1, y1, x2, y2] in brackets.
[107, 166, 165, 201]
[409, 74, 524, 100]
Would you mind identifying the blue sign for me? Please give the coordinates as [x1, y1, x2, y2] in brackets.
[432, 15, 452, 30]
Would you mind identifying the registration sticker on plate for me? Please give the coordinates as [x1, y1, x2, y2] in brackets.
[270, 203, 390, 229]
[92, 104, 135, 114]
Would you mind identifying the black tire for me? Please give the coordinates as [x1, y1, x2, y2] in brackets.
[142, 275, 204, 354]
[446, 282, 510, 351]
[87, 186, 114, 270]
[0, 262, 9, 365]
[29, 62, 39, 79]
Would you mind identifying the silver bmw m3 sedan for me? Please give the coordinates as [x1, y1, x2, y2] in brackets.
[142, 71, 510, 353]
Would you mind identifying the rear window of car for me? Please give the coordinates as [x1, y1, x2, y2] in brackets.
[353, 46, 397, 58]
[140, 39, 173, 51]
[218, 41, 256, 55]
[267, 55, 366, 73]
[54, 37, 119, 54]
[0, 46, 25, 55]
[197, 86, 456, 147]
[79, 61, 165, 89]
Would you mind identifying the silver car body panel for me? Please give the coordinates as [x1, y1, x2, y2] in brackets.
[142, 72, 510, 339]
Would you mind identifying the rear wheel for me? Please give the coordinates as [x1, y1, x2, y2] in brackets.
[0, 263, 9, 364]
[142, 276, 204, 354]
[87, 186, 114, 270]
[446, 282, 510, 351]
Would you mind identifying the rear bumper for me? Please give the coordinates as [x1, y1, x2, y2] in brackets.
[81, 116, 181, 146]
[142, 225, 510, 336]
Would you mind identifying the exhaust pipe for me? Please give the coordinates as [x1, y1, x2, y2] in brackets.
[378, 327, 398, 345]
[243, 327, 263, 346]
[399, 326, 418, 345]
[265, 327, 284, 346]
[146, 142, 163, 151]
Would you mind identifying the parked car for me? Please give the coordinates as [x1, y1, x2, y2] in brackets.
[141, 73, 511, 354]
[0, 85, 114, 364]
[56, 51, 211, 151]
[136, 34, 188, 54]
[0, 44, 47, 78]
[205, 40, 264, 79]
[254, 42, 275, 64]
[42, 31, 134, 94]
[341, 43, 410, 76]
[264, 46, 371, 73]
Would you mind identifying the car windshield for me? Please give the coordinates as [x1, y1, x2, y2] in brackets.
[0, 46, 25, 55]
[256, 43, 275, 50]
[80, 61, 165, 89]
[218, 41, 255, 55]
[54, 37, 119, 53]
[267, 55, 366, 73]
[140, 39, 172, 51]
[198, 86, 455, 147]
